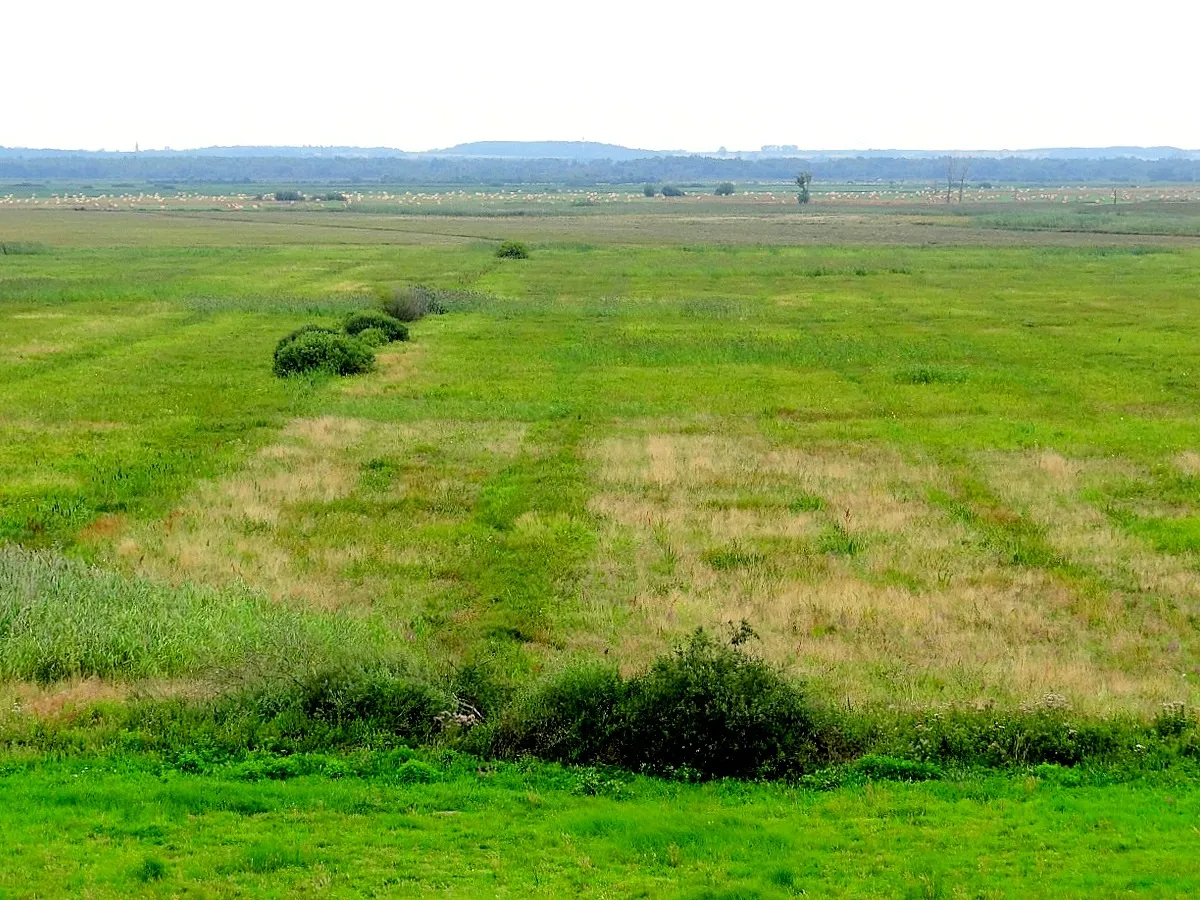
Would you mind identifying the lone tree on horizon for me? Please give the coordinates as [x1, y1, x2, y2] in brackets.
[945, 157, 968, 203]
[795, 171, 812, 205]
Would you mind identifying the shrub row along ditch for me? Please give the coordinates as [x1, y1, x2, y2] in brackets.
[5, 598, 1197, 780]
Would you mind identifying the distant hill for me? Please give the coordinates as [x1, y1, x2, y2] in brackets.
[1, 143, 1196, 161]
[421, 141, 671, 160]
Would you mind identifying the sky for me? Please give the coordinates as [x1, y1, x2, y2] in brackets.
[4, 0, 1198, 153]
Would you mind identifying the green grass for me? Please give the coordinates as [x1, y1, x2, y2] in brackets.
[0, 546, 392, 682]
[0, 752, 1197, 898]
[3, 199, 1200, 892]
[3, 211, 1200, 709]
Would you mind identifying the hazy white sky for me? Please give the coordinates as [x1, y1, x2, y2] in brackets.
[4, 0, 1197, 152]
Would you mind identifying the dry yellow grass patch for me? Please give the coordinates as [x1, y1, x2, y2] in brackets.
[982, 451, 1200, 603]
[341, 342, 427, 397]
[1176, 451, 1200, 476]
[2, 678, 214, 722]
[6, 343, 65, 359]
[116, 416, 527, 610]
[580, 432, 1199, 714]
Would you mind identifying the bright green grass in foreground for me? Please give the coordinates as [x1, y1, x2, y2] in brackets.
[0, 753, 1196, 899]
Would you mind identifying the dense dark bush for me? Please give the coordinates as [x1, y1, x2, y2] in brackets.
[661, 185, 685, 197]
[495, 240, 530, 259]
[491, 630, 828, 778]
[714, 182, 736, 196]
[343, 310, 409, 342]
[273, 330, 375, 377]
[642, 184, 657, 197]
[322, 192, 348, 202]
[273, 189, 303, 202]
[288, 667, 448, 738]
[491, 664, 625, 765]
[620, 630, 824, 777]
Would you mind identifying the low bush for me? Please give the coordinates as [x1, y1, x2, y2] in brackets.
[661, 185, 685, 197]
[643, 184, 657, 197]
[273, 330, 375, 377]
[343, 310, 408, 343]
[382, 284, 448, 322]
[273, 190, 303, 202]
[495, 240, 530, 259]
[274, 324, 338, 358]
[491, 630, 830, 778]
[620, 629, 826, 777]
[355, 327, 389, 348]
[715, 182, 736, 196]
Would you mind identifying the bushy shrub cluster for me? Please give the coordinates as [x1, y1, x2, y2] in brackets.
[661, 185, 685, 197]
[272, 330, 375, 377]
[344, 310, 409, 343]
[355, 327, 389, 348]
[489, 630, 832, 779]
[495, 240, 530, 259]
[714, 182, 736, 196]
[272, 309, 408, 377]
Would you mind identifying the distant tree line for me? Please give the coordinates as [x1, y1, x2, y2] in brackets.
[0, 154, 1196, 185]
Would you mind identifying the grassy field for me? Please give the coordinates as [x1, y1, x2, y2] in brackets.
[2, 752, 1198, 899]
[2, 193, 1199, 894]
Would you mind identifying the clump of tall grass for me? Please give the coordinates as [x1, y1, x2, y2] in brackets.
[379, 283, 494, 321]
[0, 241, 49, 255]
[0, 546, 384, 683]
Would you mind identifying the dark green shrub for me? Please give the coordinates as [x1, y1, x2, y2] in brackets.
[292, 668, 443, 732]
[356, 327, 389, 348]
[272, 331, 375, 377]
[491, 664, 625, 764]
[274, 324, 338, 359]
[395, 759, 439, 783]
[643, 184, 657, 197]
[273, 189, 303, 202]
[715, 182, 736, 196]
[661, 185, 685, 197]
[853, 754, 942, 782]
[322, 192, 348, 202]
[495, 240, 530, 259]
[343, 310, 408, 343]
[618, 630, 823, 778]
[491, 630, 828, 779]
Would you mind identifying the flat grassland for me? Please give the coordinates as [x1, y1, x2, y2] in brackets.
[2, 195, 1199, 896]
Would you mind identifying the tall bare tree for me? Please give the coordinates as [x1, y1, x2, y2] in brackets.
[945, 157, 969, 204]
